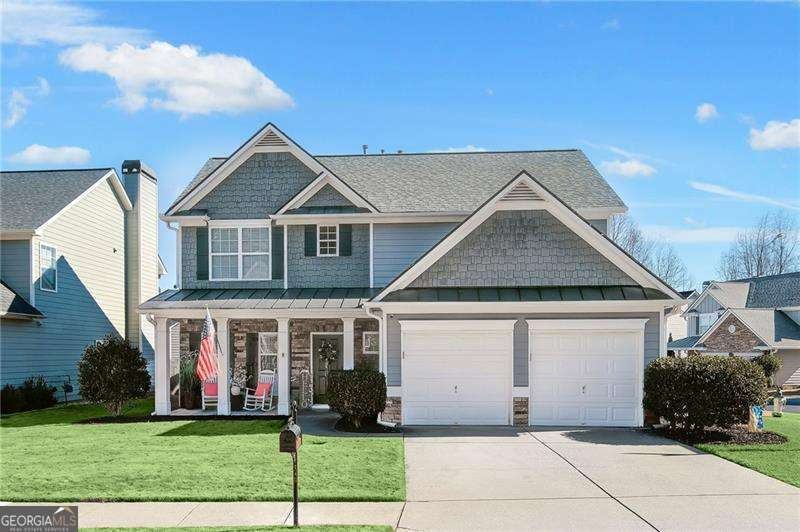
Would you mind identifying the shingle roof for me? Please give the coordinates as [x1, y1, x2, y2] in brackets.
[175, 150, 626, 214]
[0, 280, 44, 319]
[668, 335, 703, 350]
[706, 282, 751, 308]
[730, 308, 800, 349]
[140, 287, 381, 311]
[0, 168, 114, 231]
[382, 285, 670, 303]
[740, 272, 800, 308]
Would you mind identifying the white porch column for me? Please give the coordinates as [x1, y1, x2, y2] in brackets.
[154, 317, 170, 415]
[342, 317, 355, 370]
[216, 317, 231, 415]
[277, 317, 290, 415]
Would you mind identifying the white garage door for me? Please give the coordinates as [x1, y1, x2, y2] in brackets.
[530, 319, 646, 427]
[401, 320, 515, 425]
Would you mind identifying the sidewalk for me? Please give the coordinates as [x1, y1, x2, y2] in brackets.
[1, 502, 404, 529]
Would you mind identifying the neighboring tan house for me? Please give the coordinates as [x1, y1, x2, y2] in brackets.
[141, 123, 683, 427]
[666, 289, 699, 343]
[0, 162, 161, 394]
[668, 273, 800, 387]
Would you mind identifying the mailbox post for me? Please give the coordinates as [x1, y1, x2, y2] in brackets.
[280, 402, 302, 526]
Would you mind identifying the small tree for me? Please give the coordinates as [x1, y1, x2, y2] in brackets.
[78, 335, 151, 416]
[752, 352, 782, 386]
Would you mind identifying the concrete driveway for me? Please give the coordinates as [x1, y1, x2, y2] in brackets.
[399, 426, 800, 531]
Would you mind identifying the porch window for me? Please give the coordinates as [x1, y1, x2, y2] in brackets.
[258, 332, 278, 372]
[317, 225, 338, 256]
[39, 244, 57, 292]
[363, 331, 380, 354]
[210, 225, 270, 280]
[698, 312, 718, 335]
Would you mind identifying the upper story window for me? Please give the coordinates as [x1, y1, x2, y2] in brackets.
[317, 225, 338, 257]
[210, 224, 270, 281]
[698, 312, 718, 335]
[39, 244, 57, 292]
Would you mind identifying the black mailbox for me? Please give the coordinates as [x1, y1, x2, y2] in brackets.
[280, 423, 302, 453]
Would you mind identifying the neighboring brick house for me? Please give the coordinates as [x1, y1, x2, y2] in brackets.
[668, 273, 800, 387]
[142, 123, 683, 427]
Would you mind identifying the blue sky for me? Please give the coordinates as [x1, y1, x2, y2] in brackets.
[2, 1, 799, 290]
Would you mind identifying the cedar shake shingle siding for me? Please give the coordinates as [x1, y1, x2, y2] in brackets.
[703, 314, 762, 353]
[410, 210, 634, 288]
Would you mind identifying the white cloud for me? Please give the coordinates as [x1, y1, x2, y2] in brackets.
[749, 119, 800, 150]
[1, 0, 149, 46]
[695, 103, 719, 123]
[36, 77, 51, 96]
[582, 140, 669, 165]
[600, 159, 656, 178]
[690, 181, 800, 211]
[4, 90, 31, 128]
[429, 145, 487, 153]
[59, 42, 294, 116]
[683, 216, 704, 228]
[8, 144, 91, 165]
[641, 225, 743, 244]
[602, 19, 621, 30]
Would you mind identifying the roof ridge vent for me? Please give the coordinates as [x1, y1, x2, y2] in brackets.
[256, 130, 288, 148]
[500, 181, 543, 202]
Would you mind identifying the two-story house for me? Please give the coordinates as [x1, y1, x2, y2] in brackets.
[668, 273, 800, 387]
[0, 162, 161, 394]
[141, 123, 683, 427]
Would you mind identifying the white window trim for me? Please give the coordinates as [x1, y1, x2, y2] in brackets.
[317, 224, 339, 257]
[363, 331, 380, 355]
[697, 312, 718, 335]
[39, 243, 58, 293]
[258, 332, 279, 372]
[209, 223, 272, 281]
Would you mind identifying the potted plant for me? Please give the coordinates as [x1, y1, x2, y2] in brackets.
[179, 350, 201, 409]
[230, 363, 248, 411]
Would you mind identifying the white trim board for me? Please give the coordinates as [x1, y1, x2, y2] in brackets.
[366, 300, 677, 314]
[275, 172, 376, 214]
[372, 171, 682, 303]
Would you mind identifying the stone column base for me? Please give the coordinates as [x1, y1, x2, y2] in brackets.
[513, 397, 529, 427]
[382, 396, 402, 424]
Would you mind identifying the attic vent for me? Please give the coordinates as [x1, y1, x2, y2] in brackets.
[256, 131, 288, 148]
[500, 182, 542, 202]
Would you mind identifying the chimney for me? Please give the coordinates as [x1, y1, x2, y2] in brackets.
[362, 144, 368, 155]
[121, 160, 159, 363]
[702, 280, 714, 289]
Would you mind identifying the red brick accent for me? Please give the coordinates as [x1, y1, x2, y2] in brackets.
[703, 314, 762, 353]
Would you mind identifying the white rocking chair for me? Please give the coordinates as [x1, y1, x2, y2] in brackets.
[244, 370, 276, 411]
[201, 376, 218, 410]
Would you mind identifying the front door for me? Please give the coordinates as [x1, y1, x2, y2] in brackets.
[313, 334, 344, 403]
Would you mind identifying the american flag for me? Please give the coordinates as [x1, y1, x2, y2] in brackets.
[196, 308, 218, 382]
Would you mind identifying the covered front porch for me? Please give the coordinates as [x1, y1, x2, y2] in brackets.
[142, 288, 383, 417]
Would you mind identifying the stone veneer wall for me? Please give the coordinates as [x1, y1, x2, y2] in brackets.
[383, 397, 402, 424]
[354, 318, 380, 370]
[513, 397, 529, 427]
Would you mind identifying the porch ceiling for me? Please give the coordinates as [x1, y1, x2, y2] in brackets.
[140, 287, 381, 311]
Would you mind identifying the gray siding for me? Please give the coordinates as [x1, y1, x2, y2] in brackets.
[386, 312, 660, 387]
[302, 185, 353, 207]
[784, 310, 800, 327]
[688, 294, 725, 336]
[0, 239, 31, 300]
[410, 211, 635, 288]
[588, 218, 608, 234]
[1, 179, 127, 389]
[372, 222, 458, 287]
[181, 226, 284, 290]
[194, 152, 317, 218]
[287, 224, 370, 288]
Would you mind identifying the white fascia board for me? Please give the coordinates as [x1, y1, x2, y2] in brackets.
[0, 231, 38, 240]
[169, 123, 327, 214]
[373, 171, 682, 302]
[399, 319, 517, 332]
[273, 212, 468, 225]
[528, 318, 648, 331]
[136, 307, 369, 319]
[38, 170, 131, 233]
[683, 286, 721, 315]
[579, 206, 627, 218]
[160, 214, 209, 226]
[275, 172, 377, 214]
[207, 218, 270, 228]
[366, 300, 677, 314]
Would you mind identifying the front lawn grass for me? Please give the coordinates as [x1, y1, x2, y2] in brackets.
[697, 412, 800, 488]
[0, 399, 405, 502]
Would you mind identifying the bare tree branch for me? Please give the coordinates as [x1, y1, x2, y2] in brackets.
[717, 210, 799, 279]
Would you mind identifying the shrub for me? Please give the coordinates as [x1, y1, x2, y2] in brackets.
[1, 376, 58, 415]
[643, 355, 768, 435]
[328, 369, 387, 428]
[1, 384, 23, 414]
[78, 335, 151, 416]
[752, 352, 782, 385]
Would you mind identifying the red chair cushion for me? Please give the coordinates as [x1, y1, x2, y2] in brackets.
[204, 381, 218, 396]
[255, 382, 272, 397]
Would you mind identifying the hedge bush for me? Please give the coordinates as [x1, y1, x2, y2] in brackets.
[1, 376, 58, 415]
[328, 369, 387, 428]
[643, 355, 767, 434]
[78, 335, 151, 416]
[752, 352, 782, 386]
